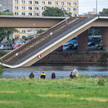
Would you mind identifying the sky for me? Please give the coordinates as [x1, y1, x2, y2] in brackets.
[79, 0, 108, 14]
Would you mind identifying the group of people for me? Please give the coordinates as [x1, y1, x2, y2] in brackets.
[70, 68, 78, 79]
[29, 71, 56, 79]
[29, 68, 78, 79]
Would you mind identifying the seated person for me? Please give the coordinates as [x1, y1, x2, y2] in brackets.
[51, 72, 56, 79]
[40, 72, 46, 79]
[70, 72, 74, 78]
[29, 72, 34, 79]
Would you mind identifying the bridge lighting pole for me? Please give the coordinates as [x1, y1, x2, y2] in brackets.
[61, 2, 67, 25]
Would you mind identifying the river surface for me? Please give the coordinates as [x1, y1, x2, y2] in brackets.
[1, 64, 108, 79]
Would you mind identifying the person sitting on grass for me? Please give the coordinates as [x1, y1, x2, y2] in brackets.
[51, 72, 56, 79]
[70, 72, 74, 79]
[29, 72, 34, 79]
[40, 71, 46, 79]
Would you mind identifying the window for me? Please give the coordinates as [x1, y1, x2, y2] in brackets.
[22, 6, 25, 10]
[35, 1, 39, 4]
[35, 13, 39, 16]
[35, 7, 39, 10]
[22, 12, 25, 15]
[29, 12, 32, 16]
[42, 7, 45, 10]
[0, 0, 2, 5]
[28, 30, 32, 32]
[48, 1, 52, 5]
[22, 30, 26, 33]
[55, 1, 58, 5]
[22, 0, 25, 4]
[15, 12, 19, 15]
[22, 36, 26, 39]
[67, 8, 71, 12]
[42, 1, 45, 5]
[15, 6, 18, 10]
[74, 14, 77, 17]
[73, 8, 77, 11]
[67, 2, 71, 6]
[28, 7, 32, 10]
[74, 2, 77, 6]
[29, 1, 32, 4]
[15, 0, 18, 4]
[61, 2, 64, 6]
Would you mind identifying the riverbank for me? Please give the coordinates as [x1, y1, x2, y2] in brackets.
[34, 51, 108, 65]
[1, 50, 108, 65]
[0, 77, 108, 108]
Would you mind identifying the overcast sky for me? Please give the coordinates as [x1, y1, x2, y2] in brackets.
[79, 0, 108, 14]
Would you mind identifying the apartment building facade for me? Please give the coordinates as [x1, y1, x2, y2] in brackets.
[2, 0, 78, 39]
[2, 0, 78, 17]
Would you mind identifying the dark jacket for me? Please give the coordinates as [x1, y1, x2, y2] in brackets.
[51, 73, 55, 79]
[29, 72, 34, 79]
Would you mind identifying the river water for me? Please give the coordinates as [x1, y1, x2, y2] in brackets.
[1, 64, 108, 79]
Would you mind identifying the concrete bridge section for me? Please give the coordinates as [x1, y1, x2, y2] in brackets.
[0, 15, 108, 68]
[0, 15, 65, 28]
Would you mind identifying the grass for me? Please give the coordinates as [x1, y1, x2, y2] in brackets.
[0, 76, 108, 108]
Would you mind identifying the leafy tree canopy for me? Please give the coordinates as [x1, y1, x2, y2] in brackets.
[99, 8, 108, 15]
[0, 11, 18, 42]
[42, 6, 72, 17]
[37, 29, 45, 34]
[0, 11, 13, 15]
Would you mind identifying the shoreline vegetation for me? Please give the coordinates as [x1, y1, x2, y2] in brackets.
[0, 76, 108, 108]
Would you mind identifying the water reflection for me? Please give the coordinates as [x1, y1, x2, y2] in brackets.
[1, 65, 108, 79]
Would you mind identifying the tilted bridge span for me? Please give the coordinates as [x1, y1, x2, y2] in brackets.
[0, 15, 108, 68]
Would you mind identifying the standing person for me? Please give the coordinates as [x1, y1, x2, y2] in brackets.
[40, 71, 46, 79]
[51, 72, 56, 79]
[73, 68, 78, 77]
[29, 72, 34, 79]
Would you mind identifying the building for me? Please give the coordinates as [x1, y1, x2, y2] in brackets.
[79, 11, 96, 17]
[2, 0, 78, 17]
[0, 0, 2, 11]
[2, 0, 79, 39]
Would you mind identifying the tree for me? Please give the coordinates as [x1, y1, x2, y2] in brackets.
[37, 29, 44, 34]
[42, 6, 72, 17]
[0, 28, 18, 42]
[0, 11, 18, 42]
[0, 11, 13, 15]
[99, 8, 108, 15]
[0, 60, 5, 77]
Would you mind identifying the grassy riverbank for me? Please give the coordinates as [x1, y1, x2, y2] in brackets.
[0, 76, 108, 108]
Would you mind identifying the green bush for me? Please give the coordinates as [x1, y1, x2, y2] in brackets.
[98, 78, 105, 86]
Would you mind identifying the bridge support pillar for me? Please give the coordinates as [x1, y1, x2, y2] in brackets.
[77, 30, 88, 51]
[102, 28, 108, 51]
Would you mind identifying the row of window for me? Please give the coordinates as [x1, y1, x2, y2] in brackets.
[15, 11, 77, 16]
[15, 12, 40, 16]
[15, 0, 77, 6]
[15, 6, 46, 10]
[15, 6, 77, 11]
